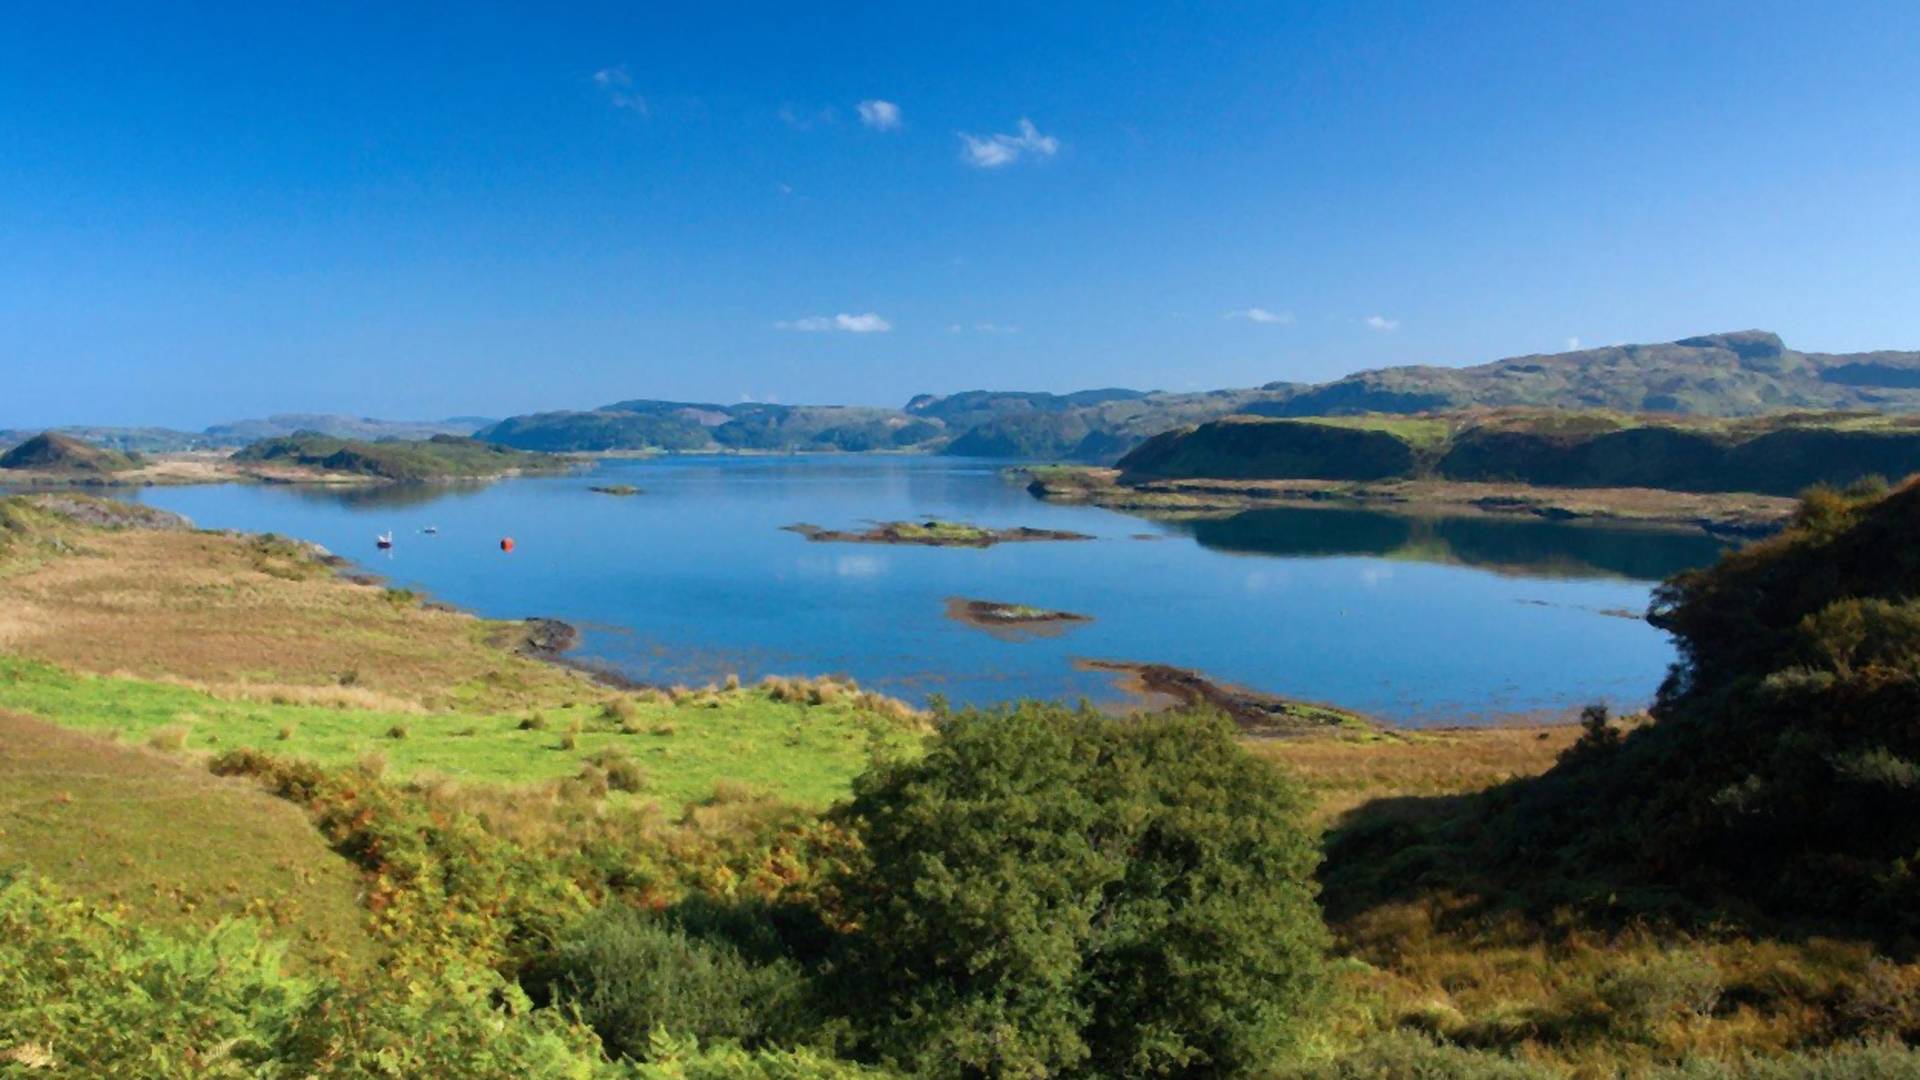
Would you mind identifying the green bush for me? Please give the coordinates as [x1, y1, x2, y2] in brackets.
[528, 904, 811, 1061]
[827, 702, 1329, 1077]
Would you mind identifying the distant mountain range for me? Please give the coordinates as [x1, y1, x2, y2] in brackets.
[0, 414, 494, 455]
[13, 331, 1920, 465]
[478, 330, 1920, 461]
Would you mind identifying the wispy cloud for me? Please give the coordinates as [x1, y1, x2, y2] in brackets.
[946, 322, 1019, 334]
[592, 66, 647, 115]
[776, 313, 892, 333]
[1227, 307, 1294, 325]
[958, 118, 1059, 168]
[1364, 315, 1400, 332]
[1565, 336, 1582, 350]
[856, 99, 902, 131]
[778, 103, 836, 130]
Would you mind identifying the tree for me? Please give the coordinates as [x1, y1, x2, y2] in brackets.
[828, 702, 1328, 1078]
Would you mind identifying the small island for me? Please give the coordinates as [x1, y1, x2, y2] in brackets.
[783, 519, 1094, 548]
[232, 432, 572, 483]
[588, 483, 643, 496]
[946, 598, 1091, 639]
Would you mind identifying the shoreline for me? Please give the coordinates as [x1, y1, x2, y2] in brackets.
[1017, 466, 1794, 537]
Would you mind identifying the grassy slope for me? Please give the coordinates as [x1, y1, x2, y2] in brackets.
[0, 711, 376, 972]
[0, 657, 917, 810]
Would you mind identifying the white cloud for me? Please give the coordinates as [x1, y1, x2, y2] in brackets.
[775, 313, 893, 333]
[856, 99, 902, 131]
[1364, 315, 1400, 332]
[958, 118, 1059, 168]
[592, 66, 647, 115]
[949, 321, 1019, 334]
[778, 103, 836, 130]
[1228, 307, 1294, 325]
[1565, 336, 1582, 350]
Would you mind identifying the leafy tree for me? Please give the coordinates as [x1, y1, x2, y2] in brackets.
[827, 702, 1329, 1078]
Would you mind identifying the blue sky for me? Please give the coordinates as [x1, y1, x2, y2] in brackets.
[3, 3, 1918, 428]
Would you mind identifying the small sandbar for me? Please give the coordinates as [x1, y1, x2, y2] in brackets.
[784, 519, 1094, 548]
[589, 484, 643, 496]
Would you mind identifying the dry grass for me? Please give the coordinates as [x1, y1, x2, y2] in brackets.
[0, 524, 589, 711]
[1249, 723, 1578, 823]
[0, 711, 374, 973]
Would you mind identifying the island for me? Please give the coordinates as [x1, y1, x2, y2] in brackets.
[783, 519, 1094, 547]
[588, 483, 643, 496]
[945, 597, 1091, 638]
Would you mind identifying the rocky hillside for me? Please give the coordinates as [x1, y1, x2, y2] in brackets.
[472, 331, 1920, 462]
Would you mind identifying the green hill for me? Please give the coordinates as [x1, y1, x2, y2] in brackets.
[0, 431, 140, 473]
[470, 330, 1920, 463]
[1327, 477, 1920, 942]
[1117, 411, 1920, 497]
[231, 432, 569, 481]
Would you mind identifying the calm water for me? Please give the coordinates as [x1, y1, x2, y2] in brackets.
[126, 456, 1728, 725]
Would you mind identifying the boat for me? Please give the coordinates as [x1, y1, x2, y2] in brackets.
[376, 532, 394, 549]
[423, 526, 439, 535]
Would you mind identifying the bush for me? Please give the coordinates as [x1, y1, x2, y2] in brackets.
[827, 702, 1329, 1077]
[528, 904, 811, 1061]
[1268, 1031, 1559, 1078]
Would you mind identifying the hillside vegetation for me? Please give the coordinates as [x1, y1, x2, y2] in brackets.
[232, 431, 570, 481]
[0, 431, 140, 474]
[7, 493, 1920, 1076]
[1118, 411, 1920, 496]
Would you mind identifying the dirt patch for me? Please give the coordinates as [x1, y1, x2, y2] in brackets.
[945, 598, 1091, 640]
[1077, 658, 1372, 736]
[785, 520, 1094, 548]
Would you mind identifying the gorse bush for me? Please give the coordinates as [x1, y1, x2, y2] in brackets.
[826, 701, 1330, 1078]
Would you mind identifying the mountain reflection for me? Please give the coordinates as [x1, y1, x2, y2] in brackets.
[1175, 506, 1731, 581]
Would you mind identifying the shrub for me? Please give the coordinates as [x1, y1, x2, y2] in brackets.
[1592, 953, 1722, 1041]
[520, 712, 548, 731]
[387, 723, 410, 740]
[147, 725, 188, 751]
[527, 904, 811, 1061]
[1268, 1031, 1559, 1078]
[827, 702, 1329, 1078]
[585, 748, 648, 793]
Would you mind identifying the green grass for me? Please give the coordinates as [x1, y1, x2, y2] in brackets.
[1294, 414, 1456, 452]
[0, 711, 376, 972]
[0, 656, 924, 813]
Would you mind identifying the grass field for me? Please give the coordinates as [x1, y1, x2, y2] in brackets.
[0, 711, 375, 972]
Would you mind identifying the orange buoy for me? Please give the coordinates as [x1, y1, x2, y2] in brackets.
[500, 537, 515, 552]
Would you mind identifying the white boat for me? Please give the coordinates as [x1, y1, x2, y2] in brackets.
[376, 532, 394, 549]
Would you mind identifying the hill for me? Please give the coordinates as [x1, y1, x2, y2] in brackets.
[472, 330, 1920, 463]
[1324, 477, 1920, 947]
[1116, 411, 1920, 497]
[1257, 330, 1920, 417]
[0, 431, 141, 473]
[202, 413, 493, 443]
[231, 432, 570, 481]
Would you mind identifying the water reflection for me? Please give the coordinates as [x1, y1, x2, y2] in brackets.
[1177, 506, 1730, 581]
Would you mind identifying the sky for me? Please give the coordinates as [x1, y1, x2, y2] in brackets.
[3, 2, 1919, 429]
